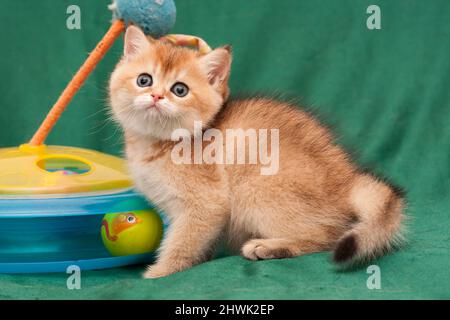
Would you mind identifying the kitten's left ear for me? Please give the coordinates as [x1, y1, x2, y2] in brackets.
[199, 46, 232, 86]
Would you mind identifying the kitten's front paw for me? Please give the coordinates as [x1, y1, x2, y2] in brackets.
[143, 264, 174, 279]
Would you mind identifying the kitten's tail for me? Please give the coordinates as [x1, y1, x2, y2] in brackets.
[333, 174, 405, 264]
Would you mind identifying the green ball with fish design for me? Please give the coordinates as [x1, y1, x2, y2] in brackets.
[101, 209, 163, 256]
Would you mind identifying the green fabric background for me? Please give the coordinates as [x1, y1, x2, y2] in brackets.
[0, 0, 449, 299]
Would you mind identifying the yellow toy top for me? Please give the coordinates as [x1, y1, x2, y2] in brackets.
[0, 144, 132, 196]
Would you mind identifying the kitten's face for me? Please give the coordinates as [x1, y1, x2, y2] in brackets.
[109, 26, 232, 140]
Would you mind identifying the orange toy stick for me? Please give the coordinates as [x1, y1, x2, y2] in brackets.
[29, 20, 126, 146]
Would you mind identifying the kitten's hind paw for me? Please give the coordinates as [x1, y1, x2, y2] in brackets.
[241, 239, 295, 260]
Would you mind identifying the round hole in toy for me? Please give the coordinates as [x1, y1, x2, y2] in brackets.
[36, 156, 91, 175]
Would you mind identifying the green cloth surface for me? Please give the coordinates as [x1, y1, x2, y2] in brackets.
[0, 0, 449, 299]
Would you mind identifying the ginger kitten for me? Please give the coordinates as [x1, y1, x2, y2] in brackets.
[109, 26, 405, 278]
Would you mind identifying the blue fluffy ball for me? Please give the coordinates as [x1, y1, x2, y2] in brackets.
[111, 0, 176, 38]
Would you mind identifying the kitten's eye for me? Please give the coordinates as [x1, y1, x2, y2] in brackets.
[171, 82, 189, 97]
[137, 73, 153, 87]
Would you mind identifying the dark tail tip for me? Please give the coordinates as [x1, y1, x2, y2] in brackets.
[333, 234, 358, 263]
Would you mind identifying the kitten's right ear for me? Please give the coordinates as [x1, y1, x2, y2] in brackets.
[199, 46, 232, 87]
[124, 25, 151, 58]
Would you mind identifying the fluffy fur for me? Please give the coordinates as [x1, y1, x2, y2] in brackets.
[109, 26, 405, 278]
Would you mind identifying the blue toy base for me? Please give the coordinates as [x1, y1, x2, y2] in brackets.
[0, 189, 167, 274]
[0, 253, 154, 274]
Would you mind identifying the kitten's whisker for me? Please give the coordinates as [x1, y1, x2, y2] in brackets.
[88, 120, 112, 136]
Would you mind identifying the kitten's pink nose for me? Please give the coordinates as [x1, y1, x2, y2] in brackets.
[151, 93, 165, 102]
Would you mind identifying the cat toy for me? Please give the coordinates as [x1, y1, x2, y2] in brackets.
[0, 0, 211, 273]
[29, 0, 177, 147]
